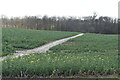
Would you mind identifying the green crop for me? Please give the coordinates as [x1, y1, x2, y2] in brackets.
[2, 33, 119, 77]
[2, 28, 79, 56]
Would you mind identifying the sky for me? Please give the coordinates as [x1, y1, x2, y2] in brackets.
[0, 0, 119, 18]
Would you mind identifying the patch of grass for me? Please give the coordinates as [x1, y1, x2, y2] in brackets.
[2, 28, 79, 56]
[2, 33, 119, 77]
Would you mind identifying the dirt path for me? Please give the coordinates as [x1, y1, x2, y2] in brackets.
[0, 33, 84, 61]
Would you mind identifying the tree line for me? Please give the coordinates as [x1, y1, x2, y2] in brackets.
[0, 13, 119, 34]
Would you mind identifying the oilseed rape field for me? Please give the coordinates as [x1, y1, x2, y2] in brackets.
[2, 28, 78, 56]
[2, 28, 119, 77]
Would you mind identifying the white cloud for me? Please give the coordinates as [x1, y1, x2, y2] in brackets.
[0, 0, 119, 18]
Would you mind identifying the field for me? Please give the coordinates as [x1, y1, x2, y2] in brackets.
[2, 31, 119, 77]
[2, 28, 79, 56]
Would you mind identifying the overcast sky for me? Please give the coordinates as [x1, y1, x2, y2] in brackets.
[0, 0, 119, 18]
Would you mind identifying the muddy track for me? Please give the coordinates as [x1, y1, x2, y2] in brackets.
[0, 33, 84, 61]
